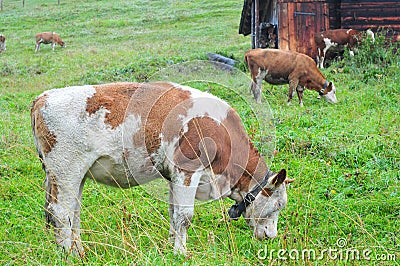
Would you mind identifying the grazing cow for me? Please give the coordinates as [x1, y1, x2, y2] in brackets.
[0, 35, 5, 53]
[31, 81, 293, 256]
[35, 32, 66, 52]
[245, 48, 337, 106]
[314, 28, 375, 68]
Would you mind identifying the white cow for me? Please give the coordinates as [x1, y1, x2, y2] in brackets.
[31, 82, 293, 256]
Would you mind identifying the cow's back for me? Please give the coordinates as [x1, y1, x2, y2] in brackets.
[31, 82, 243, 187]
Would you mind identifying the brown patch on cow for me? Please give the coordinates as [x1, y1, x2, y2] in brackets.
[174, 116, 228, 173]
[31, 94, 57, 154]
[87, 81, 193, 158]
[50, 176, 58, 203]
[44, 173, 58, 204]
[86, 82, 141, 129]
[175, 108, 268, 192]
[184, 177, 191, 186]
[131, 82, 192, 155]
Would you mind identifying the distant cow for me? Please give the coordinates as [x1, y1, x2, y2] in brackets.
[0, 35, 5, 53]
[314, 28, 375, 68]
[31, 81, 293, 256]
[35, 32, 66, 52]
[245, 48, 337, 106]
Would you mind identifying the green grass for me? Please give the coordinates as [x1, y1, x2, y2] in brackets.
[0, 0, 399, 265]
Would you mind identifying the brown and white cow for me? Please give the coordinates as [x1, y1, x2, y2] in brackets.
[35, 32, 66, 52]
[245, 48, 337, 106]
[0, 34, 5, 53]
[31, 81, 293, 256]
[314, 28, 375, 68]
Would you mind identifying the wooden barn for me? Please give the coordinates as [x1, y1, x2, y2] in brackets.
[239, 0, 400, 58]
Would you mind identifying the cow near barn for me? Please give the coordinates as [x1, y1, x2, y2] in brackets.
[35, 32, 66, 52]
[0, 35, 6, 53]
[245, 48, 337, 106]
[314, 28, 375, 68]
[31, 81, 294, 256]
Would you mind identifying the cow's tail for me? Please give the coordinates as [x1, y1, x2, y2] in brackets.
[31, 97, 54, 228]
[30, 96, 46, 171]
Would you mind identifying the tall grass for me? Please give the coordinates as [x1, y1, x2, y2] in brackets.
[0, 0, 399, 265]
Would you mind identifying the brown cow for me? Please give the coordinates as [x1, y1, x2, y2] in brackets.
[35, 32, 66, 52]
[0, 35, 5, 53]
[314, 28, 375, 68]
[245, 48, 337, 106]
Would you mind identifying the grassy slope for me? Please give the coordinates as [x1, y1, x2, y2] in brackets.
[0, 0, 399, 265]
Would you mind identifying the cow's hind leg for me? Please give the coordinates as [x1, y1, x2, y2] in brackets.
[44, 167, 85, 256]
[296, 86, 305, 107]
[249, 67, 266, 103]
[71, 178, 86, 257]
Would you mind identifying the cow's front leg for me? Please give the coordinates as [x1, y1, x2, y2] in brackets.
[250, 69, 266, 103]
[296, 86, 305, 107]
[169, 171, 201, 254]
[250, 80, 262, 103]
[169, 183, 196, 254]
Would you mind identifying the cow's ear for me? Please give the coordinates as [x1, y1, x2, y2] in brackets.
[285, 178, 295, 185]
[267, 169, 286, 188]
[326, 82, 333, 92]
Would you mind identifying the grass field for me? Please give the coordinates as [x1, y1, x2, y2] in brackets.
[0, 0, 399, 265]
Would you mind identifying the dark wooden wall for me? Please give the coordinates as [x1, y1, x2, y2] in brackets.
[341, 0, 400, 32]
[239, 0, 400, 58]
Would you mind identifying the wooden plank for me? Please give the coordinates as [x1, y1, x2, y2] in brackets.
[341, 7, 400, 16]
[323, 3, 329, 30]
[287, 2, 296, 51]
[278, 2, 290, 50]
[341, 0, 399, 3]
[340, 0, 400, 31]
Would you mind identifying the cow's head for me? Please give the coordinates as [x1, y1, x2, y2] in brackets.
[321, 81, 337, 103]
[60, 41, 66, 48]
[229, 169, 293, 239]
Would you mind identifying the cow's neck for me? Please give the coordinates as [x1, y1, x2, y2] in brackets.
[319, 80, 329, 96]
[228, 142, 269, 202]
